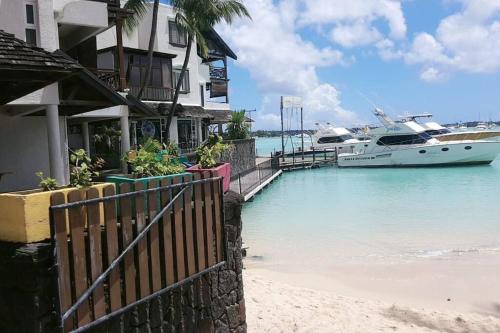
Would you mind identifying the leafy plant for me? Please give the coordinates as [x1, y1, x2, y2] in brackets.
[196, 135, 231, 169]
[165, 142, 179, 157]
[125, 139, 184, 177]
[93, 124, 121, 149]
[70, 149, 105, 188]
[35, 172, 58, 191]
[227, 110, 250, 140]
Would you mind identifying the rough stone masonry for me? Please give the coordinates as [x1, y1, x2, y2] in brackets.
[0, 191, 246, 333]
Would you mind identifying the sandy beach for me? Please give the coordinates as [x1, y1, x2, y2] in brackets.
[244, 265, 500, 333]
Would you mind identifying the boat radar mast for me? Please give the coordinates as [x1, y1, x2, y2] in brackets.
[398, 113, 433, 123]
[373, 108, 395, 127]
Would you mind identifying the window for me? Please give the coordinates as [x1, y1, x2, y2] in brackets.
[465, 146, 472, 150]
[317, 134, 353, 144]
[169, 20, 187, 46]
[425, 128, 452, 136]
[376, 134, 430, 146]
[173, 69, 190, 93]
[24, 2, 37, 46]
[125, 53, 172, 89]
[419, 150, 426, 154]
[441, 147, 449, 151]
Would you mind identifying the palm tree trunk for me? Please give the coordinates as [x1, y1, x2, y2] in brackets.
[137, 0, 159, 99]
[165, 35, 193, 141]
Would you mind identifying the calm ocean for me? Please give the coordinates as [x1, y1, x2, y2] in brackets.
[243, 137, 500, 271]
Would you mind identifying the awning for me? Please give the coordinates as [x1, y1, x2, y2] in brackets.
[176, 105, 214, 119]
[56, 51, 130, 115]
[0, 30, 82, 105]
[206, 109, 254, 124]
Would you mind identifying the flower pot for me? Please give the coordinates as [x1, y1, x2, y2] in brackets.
[186, 163, 231, 193]
[106, 173, 192, 214]
[0, 183, 112, 243]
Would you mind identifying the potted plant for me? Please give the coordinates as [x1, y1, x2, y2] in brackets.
[187, 135, 232, 192]
[106, 138, 190, 192]
[0, 150, 111, 243]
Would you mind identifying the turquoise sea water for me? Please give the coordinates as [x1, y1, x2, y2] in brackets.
[243, 138, 500, 272]
[254, 136, 313, 157]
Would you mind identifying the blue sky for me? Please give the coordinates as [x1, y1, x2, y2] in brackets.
[214, 0, 500, 130]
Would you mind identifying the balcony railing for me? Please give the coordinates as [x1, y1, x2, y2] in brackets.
[91, 68, 120, 91]
[128, 86, 174, 101]
[209, 66, 227, 80]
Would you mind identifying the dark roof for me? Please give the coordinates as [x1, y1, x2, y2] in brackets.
[0, 30, 81, 105]
[206, 109, 253, 124]
[56, 51, 129, 115]
[126, 94, 158, 116]
[202, 28, 237, 60]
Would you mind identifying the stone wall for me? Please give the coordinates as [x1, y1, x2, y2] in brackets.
[0, 242, 56, 333]
[221, 139, 256, 177]
[0, 192, 246, 333]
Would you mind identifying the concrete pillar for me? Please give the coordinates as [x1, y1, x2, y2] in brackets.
[46, 105, 66, 186]
[120, 111, 131, 173]
[82, 122, 90, 155]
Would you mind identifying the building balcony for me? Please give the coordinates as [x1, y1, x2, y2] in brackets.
[128, 86, 174, 102]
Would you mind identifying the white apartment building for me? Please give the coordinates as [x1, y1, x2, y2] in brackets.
[0, 0, 133, 191]
[88, 2, 236, 153]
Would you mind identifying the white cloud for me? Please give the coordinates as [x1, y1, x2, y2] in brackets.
[330, 20, 383, 48]
[218, 0, 358, 129]
[383, 0, 500, 81]
[300, 0, 407, 46]
[420, 67, 447, 83]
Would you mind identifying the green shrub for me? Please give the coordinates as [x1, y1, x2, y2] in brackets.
[126, 139, 184, 177]
[227, 110, 250, 140]
[70, 149, 104, 188]
[35, 172, 58, 191]
[197, 135, 231, 168]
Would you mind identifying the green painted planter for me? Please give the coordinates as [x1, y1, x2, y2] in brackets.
[106, 172, 192, 215]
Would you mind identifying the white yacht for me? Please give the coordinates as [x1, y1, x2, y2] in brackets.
[312, 125, 367, 153]
[422, 122, 500, 142]
[337, 109, 500, 167]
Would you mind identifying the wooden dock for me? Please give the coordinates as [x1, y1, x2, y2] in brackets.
[277, 149, 337, 171]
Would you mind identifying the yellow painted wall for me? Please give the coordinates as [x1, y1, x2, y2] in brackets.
[0, 183, 113, 243]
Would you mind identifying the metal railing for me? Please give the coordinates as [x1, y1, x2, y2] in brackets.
[230, 157, 279, 196]
[90, 68, 120, 91]
[128, 86, 174, 101]
[49, 174, 225, 332]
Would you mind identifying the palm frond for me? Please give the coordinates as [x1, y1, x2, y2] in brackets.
[123, 0, 149, 35]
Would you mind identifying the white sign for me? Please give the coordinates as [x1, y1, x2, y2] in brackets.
[282, 96, 303, 108]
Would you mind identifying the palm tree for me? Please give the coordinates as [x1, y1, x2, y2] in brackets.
[122, 0, 159, 99]
[166, 0, 251, 137]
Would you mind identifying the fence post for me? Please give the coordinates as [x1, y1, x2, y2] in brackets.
[238, 174, 242, 195]
[312, 147, 316, 163]
[258, 164, 262, 184]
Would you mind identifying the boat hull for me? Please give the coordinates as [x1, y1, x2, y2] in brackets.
[337, 141, 500, 167]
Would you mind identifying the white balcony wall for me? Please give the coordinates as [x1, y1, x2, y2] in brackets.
[0, 113, 69, 192]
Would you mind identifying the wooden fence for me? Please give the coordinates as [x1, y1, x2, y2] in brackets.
[49, 173, 225, 332]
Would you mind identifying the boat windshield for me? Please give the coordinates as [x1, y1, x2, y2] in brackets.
[317, 134, 354, 144]
[376, 133, 431, 146]
[425, 128, 452, 136]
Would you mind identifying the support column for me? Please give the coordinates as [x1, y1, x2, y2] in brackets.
[82, 122, 90, 155]
[46, 105, 66, 186]
[120, 110, 131, 174]
[218, 123, 223, 135]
